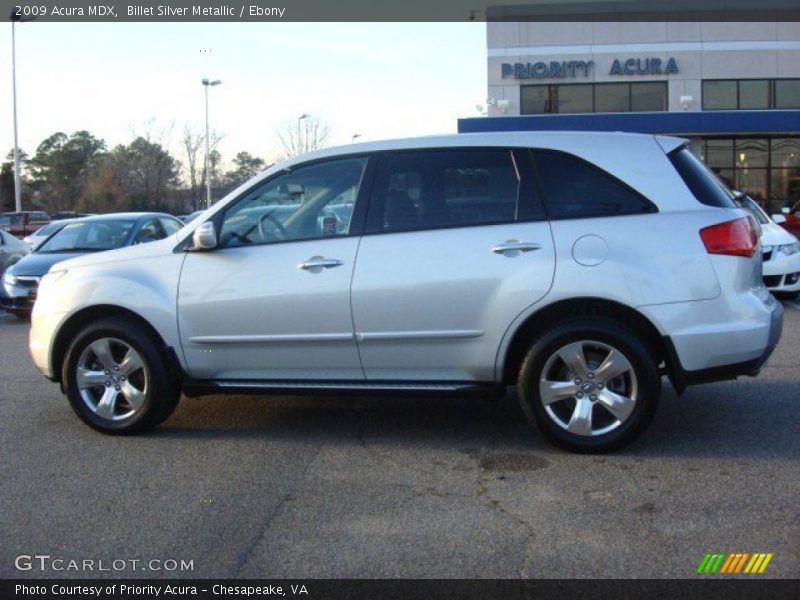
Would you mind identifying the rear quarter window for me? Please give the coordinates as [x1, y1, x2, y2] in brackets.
[531, 150, 656, 219]
[668, 147, 737, 208]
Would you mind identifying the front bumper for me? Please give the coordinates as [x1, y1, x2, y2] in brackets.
[664, 297, 783, 393]
[0, 280, 36, 312]
[762, 250, 800, 292]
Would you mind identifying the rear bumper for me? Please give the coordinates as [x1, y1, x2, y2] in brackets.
[664, 297, 783, 393]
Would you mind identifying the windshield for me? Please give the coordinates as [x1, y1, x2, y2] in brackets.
[734, 195, 770, 225]
[35, 221, 67, 237]
[0, 214, 22, 226]
[37, 219, 136, 253]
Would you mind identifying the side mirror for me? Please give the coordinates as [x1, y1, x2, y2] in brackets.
[772, 214, 787, 225]
[192, 222, 217, 250]
[782, 207, 791, 214]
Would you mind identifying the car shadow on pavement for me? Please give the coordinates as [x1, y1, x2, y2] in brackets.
[624, 378, 800, 459]
[151, 378, 799, 459]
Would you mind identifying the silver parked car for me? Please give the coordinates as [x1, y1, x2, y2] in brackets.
[29, 132, 782, 452]
[0, 229, 30, 278]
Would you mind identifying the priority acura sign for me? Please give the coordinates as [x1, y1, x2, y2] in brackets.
[501, 57, 679, 79]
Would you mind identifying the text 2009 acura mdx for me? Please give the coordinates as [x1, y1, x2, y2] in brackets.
[29, 132, 783, 452]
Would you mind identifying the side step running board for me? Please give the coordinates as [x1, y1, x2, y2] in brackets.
[182, 380, 505, 399]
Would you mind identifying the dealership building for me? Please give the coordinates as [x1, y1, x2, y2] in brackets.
[459, 4, 800, 213]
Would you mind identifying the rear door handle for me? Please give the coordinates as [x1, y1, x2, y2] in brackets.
[491, 241, 542, 255]
[299, 256, 344, 271]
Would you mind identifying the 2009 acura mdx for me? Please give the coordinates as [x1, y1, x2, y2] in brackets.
[29, 132, 783, 452]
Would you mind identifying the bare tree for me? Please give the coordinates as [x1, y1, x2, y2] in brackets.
[182, 126, 222, 211]
[277, 115, 331, 159]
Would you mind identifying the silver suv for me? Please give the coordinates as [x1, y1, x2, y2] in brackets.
[29, 132, 783, 452]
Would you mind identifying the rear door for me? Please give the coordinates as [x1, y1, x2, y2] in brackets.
[350, 147, 555, 382]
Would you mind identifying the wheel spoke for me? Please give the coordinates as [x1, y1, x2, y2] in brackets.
[594, 348, 632, 384]
[566, 397, 594, 436]
[557, 342, 590, 380]
[94, 387, 118, 419]
[90, 339, 116, 371]
[76, 368, 107, 389]
[596, 389, 636, 423]
[119, 381, 146, 411]
[539, 380, 579, 405]
[118, 349, 144, 377]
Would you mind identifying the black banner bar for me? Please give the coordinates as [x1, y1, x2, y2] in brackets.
[3, 0, 800, 22]
[2, 579, 800, 600]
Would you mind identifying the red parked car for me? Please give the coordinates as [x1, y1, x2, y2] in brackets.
[0, 211, 50, 238]
[774, 201, 800, 238]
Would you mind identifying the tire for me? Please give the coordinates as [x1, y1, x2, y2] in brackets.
[517, 318, 660, 453]
[62, 317, 180, 434]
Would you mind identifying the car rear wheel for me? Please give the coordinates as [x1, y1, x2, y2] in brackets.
[517, 318, 660, 453]
[62, 317, 179, 434]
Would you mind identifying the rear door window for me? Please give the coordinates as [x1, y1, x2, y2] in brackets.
[367, 148, 543, 234]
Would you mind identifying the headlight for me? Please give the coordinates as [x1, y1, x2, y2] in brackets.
[2, 271, 18, 286]
[777, 242, 800, 256]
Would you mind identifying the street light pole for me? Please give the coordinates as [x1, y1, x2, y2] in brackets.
[297, 114, 308, 155]
[11, 20, 22, 212]
[9, 12, 36, 212]
[351, 133, 361, 144]
[202, 77, 221, 209]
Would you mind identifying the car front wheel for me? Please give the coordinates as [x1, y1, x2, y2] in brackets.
[517, 318, 660, 453]
[62, 317, 179, 434]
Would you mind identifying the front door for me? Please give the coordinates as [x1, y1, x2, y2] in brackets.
[177, 156, 370, 381]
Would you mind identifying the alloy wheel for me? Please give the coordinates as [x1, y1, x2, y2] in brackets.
[75, 337, 148, 422]
[538, 340, 638, 437]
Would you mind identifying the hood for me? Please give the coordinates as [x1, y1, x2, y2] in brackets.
[9, 251, 87, 277]
[761, 221, 799, 246]
[52, 235, 178, 271]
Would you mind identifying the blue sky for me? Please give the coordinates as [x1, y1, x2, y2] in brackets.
[0, 23, 487, 165]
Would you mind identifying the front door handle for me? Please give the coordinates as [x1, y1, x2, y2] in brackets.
[299, 256, 344, 271]
[491, 240, 542, 255]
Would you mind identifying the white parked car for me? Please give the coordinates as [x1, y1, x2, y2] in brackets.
[734, 194, 800, 298]
[29, 132, 783, 452]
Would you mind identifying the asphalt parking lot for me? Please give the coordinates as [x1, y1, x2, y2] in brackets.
[1, 303, 798, 580]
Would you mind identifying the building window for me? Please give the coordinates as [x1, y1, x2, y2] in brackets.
[521, 82, 667, 115]
[557, 84, 593, 113]
[702, 136, 800, 214]
[631, 81, 668, 111]
[702, 79, 800, 110]
[594, 83, 628, 112]
[775, 80, 800, 109]
[739, 80, 770, 109]
[703, 81, 738, 110]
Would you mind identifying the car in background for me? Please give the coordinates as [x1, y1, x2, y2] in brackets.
[0, 211, 50, 238]
[0, 229, 30, 277]
[736, 195, 800, 299]
[775, 200, 800, 238]
[178, 210, 205, 224]
[23, 219, 77, 251]
[50, 211, 94, 220]
[2, 212, 183, 317]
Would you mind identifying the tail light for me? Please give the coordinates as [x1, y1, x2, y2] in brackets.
[699, 217, 758, 258]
